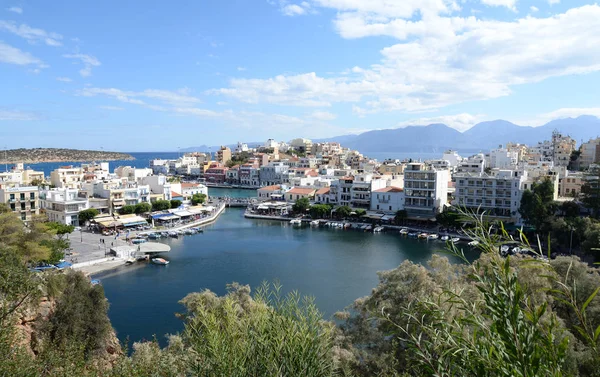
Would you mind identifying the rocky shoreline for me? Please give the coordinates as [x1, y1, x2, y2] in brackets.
[0, 148, 135, 164]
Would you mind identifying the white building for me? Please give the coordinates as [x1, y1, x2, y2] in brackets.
[50, 166, 85, 189]
[115, 166, 153, 182]
[371, 187, 405, 213]
[235, 142, 249, 153]
[454, 170, 527, 223]
[403, 163, 449, 218]
[456, 154, 485, 174]
[40, 188, 89, 226]
[150, 159, 170, 175]
[0, 185, 40, 222]
[442, 150, 463, 167]
[580, 137, 600, 169]
[487, 146, 518, 169]
[181, 182, 208, 197]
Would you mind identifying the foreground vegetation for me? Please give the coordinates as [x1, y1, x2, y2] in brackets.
[1, 209, 600, 376]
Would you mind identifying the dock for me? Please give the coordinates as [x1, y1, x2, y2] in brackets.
[111, 242, 172, 258]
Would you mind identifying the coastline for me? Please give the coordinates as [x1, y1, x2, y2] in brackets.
[73, 203, 227, 277]
[0, 157, 136, 164]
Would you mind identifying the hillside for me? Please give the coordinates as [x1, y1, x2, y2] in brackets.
[0, 148, 135, 164]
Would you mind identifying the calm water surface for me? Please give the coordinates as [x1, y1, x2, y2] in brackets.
[96, 208, 475, 346]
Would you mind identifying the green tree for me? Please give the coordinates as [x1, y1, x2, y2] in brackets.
[335, 206, 352, 219]
[78, 208, 99, 224]
[519, 177, 555, 229]
[292, 197, 310, 214]
[119, 205, 136, 215]
[436, 207, 461, 227]
[309, 204, 332, 219]
[134, 202, 152, 214]
[30, 178, 45, 187]
[152, 200, 172, 211]
[191, 193, 207, 206]
[394, 209, 408, 225]
[170, 200, 182, 209]
[354, 209, 366, 217]
[45, 222, 75, 239]
[560, 200, 581, 219]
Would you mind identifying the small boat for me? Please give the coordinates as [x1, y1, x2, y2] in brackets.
[399, 228, 409, 235]
[290, 219, 302, 226]
[151, 258, 170, 265]
[344, 223, 352, 229]
[427, 234, 439, 240]
[184, 229, 194, 235]
[468, 240, 480, 247]
[440, 235, 449, 241]
[451, 237, 460, 243]
[168, 231, 178, 238]
[132, 238, 146, 244]
[148, 233, 160, 240]
[125, 257, 136, 265]
[418, 233, 429, 239]
[513, 247, 521, 254]
[408, 232, 418, 238]
[373, 226, 384, 233]
[91, 279, 101, 286]
[310, 220, 319, 226]
[500, 245, 510, 253]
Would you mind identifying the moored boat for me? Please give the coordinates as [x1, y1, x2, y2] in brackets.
[168, 231, 178, 238]
[125, 257, 136, 265]
[427, 234, 439, 240]
[151, 258, 170, 265]
[290, 219, 302, 226]
[399, 228, 409, 235]
[408, 232, 418, 238]
[310, 220, 319, 226]
[418, 233, 429, 239]
[468, 240, 480, 247]
[451, 237, 460, 243]
[440, 235, 449, 241]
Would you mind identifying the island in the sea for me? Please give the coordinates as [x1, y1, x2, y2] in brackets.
[0, 148, 135, 164]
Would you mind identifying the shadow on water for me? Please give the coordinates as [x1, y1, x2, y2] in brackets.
[96, 208, 480, 348]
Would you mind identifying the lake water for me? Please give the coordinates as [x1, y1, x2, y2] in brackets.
[96, 207, 476, 346]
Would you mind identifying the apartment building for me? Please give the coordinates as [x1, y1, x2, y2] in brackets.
[403, 163, 449, 218]
[456, 154, 485, 174]
[239, 164, 261, 186]
[580, 137, 600, 170]
[559, 172, 584, 198]
[50, 166, 85, 189]
[216, 146, 232, 165]
[0, 186, 40, 222]
[487, 146, 518, 169]
[204, 163, 229, 184]
[259, 162, 289, 186]
[40, 188, 89, 226]
[0, 163, 44, 186]
[453, 170, 526, 223]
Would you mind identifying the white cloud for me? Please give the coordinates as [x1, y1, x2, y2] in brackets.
[237, 66, 247, 71]
[63, 53, 101, 77]
[282, 4, 307, 16]
[214, 5, 600, 115]
[0, 21, 62, 46]
[80, 87, 202, 108]
[56, 77, 72, 82]
[530, 6, 539, 12]
[308, 110, 337, 120]
[7, 7, 22, 14]
[480, 0, 517, 11]
[0, 109, 39, 121]
[0, 41, 42, 66]
[99, 105, 125, 111]
[396, 113, 486, 132]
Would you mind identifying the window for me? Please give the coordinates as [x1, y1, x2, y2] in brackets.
[21, 213, 26, 221]
[21, 203, 26, 210]
[20, 193, 25, 200]
[389, 206, 392, 211]
[30, 193, 35, 200]
[9, 194, 15, 201]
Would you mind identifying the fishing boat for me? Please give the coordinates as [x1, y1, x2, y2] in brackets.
[290, 219, 302, 226]
[132, 238, 146, 244]
[408, 232, 418, 238]
[168, 231, 178, 238]
[148, 233, 160, 240]
[427, 234, 439, 240]
[468, 240, 480, 247]
[151, 258, 170, 265]
[399, 228, 409, 235]
[440, 235, 449, 241]
[125, 257, 136, 265]
[451, 237, 460, 243]
[184, 229, 194, 235]
[373, 226, 384, 233]
[418, 233, 429, 239]
[310, 220, 319, 226]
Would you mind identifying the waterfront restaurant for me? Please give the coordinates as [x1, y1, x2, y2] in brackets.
[252, 201, 289, 216]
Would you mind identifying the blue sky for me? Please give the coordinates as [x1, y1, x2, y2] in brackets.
[1, 0, 599, 151]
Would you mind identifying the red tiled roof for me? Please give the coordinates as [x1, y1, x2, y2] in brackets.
[288, 187, 316, 195]
[374, 186, 404, 193]
[181, 183, 199, 188]
[171, 191, 182, 197]
[316, 187, 330, 195]
[258, 185, 281, 192]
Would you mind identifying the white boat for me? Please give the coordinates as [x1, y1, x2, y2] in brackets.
[310, 220, 319, 226]
[125, 257, 136, 265]
[418, 233, 429, 239]
[151, 258, 169, 265]
[451, 237, 460, 243]
[427, 234, 439, 240]
[373, 226, 384, 233]
[468, 240, 480, 247]
[290, 219, 302, 226]
[168, 231, 178, 238]
[440, 235, 449, 241]
[399, 228, 409, 235]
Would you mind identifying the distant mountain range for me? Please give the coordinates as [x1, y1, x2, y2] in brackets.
[318, 115, 600, 155]
[182, 115, 600, 156]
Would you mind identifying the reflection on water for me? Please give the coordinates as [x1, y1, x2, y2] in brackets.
[97, 208, 476, 346]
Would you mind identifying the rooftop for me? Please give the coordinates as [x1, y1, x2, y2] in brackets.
[288, 187, 316, 195]
[374, 186, 404, 193]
